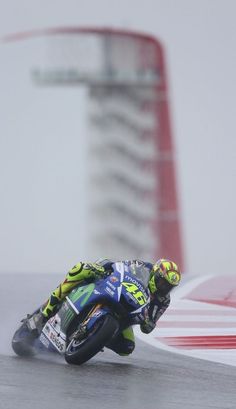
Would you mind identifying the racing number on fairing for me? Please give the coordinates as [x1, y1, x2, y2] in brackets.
[122, 282, 146, 305]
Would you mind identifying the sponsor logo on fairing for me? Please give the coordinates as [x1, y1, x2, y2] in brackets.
[107, 281, 116, 290]
[134, 260, 144, 267]
[94, 289, 101, 295]
[39, 333, 50, 348]
[49, 332, 64, 352]
[44, 324, 50, 334]
[110, 276, 119, 283]
[91, 310, 103, 318]
[42, 322, 66, 353]
[105, 286, 115, 296]
[125, 275, 146, 294]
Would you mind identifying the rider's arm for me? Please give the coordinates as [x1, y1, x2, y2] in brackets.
[42, 262, 105, 318]
[140, 294, 170, 334]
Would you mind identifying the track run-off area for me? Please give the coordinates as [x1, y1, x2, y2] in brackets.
[136, 274, 236, 367]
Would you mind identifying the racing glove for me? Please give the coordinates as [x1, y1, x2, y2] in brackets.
[140, 318, 156, 334]
[82, 263, 106, 279]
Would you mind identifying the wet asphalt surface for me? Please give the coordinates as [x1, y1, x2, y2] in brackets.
[1, 274, 236, 409]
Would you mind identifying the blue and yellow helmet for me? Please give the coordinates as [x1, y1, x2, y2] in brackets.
[149, 259, 181, 296]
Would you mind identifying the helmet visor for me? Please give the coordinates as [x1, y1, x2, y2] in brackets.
[154, 275, 175, 296]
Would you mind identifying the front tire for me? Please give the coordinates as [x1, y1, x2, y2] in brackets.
[65, 314, 119, 365]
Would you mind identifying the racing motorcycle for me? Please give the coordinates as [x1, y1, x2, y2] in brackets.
[12, 262, 150, 365]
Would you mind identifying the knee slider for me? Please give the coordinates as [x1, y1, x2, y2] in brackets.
[119, 340, 135, 356]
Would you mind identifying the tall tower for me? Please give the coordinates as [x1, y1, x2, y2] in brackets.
[3, 27, 184, 268]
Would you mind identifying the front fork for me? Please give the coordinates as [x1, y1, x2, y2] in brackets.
[69, 303, 107, 342]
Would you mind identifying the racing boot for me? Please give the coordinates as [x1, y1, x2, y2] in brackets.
[24, 310, 48, 337]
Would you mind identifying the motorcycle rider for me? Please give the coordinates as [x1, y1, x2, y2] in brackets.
[27, 258, 181, 356]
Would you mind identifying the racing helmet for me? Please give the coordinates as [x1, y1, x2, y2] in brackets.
[149, 259, 181, 296]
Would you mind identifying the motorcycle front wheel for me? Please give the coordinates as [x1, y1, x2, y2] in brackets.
[65, 314, 119, 365]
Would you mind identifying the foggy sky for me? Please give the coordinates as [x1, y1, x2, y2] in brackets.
[1, 0, 236, 275]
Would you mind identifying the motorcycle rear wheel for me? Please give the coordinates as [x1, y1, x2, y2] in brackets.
[65, 314, 119, 365]
[12, 323, 37, 357]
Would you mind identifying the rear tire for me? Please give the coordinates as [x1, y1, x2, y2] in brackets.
[12, 323, 37, 357]
[65, 314, 119, 365]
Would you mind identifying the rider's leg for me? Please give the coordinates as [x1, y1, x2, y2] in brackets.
[42, 262, 104, 318]
[26, 262, 105, 334]
[106, 326, 135, 356]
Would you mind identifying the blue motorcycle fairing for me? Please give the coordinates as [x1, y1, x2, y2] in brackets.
[70, 265, 149, 315]
[36, 263, 150, 355]
[83, 305, 112, 331]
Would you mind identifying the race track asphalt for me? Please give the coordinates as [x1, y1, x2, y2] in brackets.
[1, 274, 236, 409]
